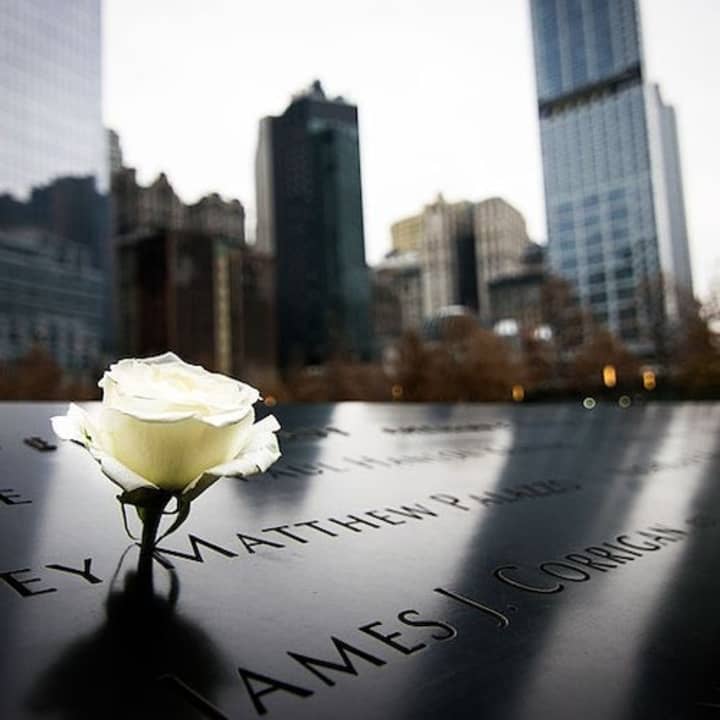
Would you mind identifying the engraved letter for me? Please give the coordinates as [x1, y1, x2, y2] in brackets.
[540, 562, 590, 582]
[616, 534, 660, 551]
[156, 535, 239, 563]
[237, 667, 313, 716]
[386, 504, 438, 520]
[293, 520, 338, 537]
[429, 494, 470, 511]
[328, 515, 381, 532]
[359, 621, 427, 654]
[288, 637, 386, 686]
[262, 525, 309, 544]
[398, 609, 458, 641]
[434, 587, 510, 627]
[46, 558, 102, 584]
[493, 565, 563, 594]
[565, 553, 616, 572]
[364, 510, 406, 526]
[236, 534, 285, 554]
[585, 546, 635, 564]
[0, 568, 57, 597]
[0, 489, 31, 506]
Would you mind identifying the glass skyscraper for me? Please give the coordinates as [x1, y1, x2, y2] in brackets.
[0, 0, 108, 372]
[530, 0, 693, 354]
[256, 80, 371, 369]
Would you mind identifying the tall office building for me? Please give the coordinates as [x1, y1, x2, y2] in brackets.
[530, 0, 693, 354]
[255, 80, 371, 368]
[0, 0, 108, 372]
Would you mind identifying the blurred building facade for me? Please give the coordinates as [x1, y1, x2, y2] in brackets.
[530, 0, 693, 354]
[397, 195, 530, 325]
[372, 250, 422, 352]
[390, 214, 423, 253]
[488, 243, 547, 331]
[419, 195, 475, 317]
[107, 129, 123, 175]
[0, 227, 104, 370]
[0, 0, 108, 372]
[116, 230, 274, 376]
[112, 166, 244, 242]
[474, 198, 530, 325]
[234, 247, 277, 376]
[255, 80, 372, 369]
[111, 154, 274, 375]
[117, 230, 235, 373]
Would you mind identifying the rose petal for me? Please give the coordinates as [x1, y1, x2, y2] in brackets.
[199, 407, 255, 428]
[137, 351, 184, 366]
[91, 450, 160, 493]
[101, 404, 199, 424]
[190, 414, 281, 491]
[99, 354, 260, 418]
[51, 403, 92, 445]
[96, 405, 256, 492]
[50, 415, 84, 444]
[252, 414, 282, 434]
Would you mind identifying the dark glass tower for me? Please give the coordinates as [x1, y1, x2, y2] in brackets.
[530, 0, 693, 354]
[256, 81, 372, 369]
[0, 0, 109, 373]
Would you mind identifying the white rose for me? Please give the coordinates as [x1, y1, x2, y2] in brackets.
[51, 352, 281, 499]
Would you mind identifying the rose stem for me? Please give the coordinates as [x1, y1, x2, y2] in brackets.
[138, 493, 172, 583]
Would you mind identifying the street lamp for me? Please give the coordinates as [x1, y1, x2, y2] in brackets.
[642, 369, 656, 391]
[602, 364, 617, 388]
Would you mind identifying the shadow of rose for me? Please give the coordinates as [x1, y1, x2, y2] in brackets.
[26, 550, 226, 719]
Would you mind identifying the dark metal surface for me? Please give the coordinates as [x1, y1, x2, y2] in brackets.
[2, 401, 720, 719]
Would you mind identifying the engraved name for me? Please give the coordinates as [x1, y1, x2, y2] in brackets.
[493, 525, 688, 594]
[0, 481, 579, 598]
[159, 521, 694, 717]
[261, 444, 574, 481]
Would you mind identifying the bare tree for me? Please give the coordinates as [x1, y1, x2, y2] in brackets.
[569, 329, 641, 393]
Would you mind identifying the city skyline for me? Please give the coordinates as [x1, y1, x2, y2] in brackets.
[531, 0, 693, 354]
[103, 0, 720, 298]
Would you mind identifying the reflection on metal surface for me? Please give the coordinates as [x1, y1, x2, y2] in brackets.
[2, 403, 720, 718]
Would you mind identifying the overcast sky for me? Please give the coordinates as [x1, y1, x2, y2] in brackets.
[103, 0, 720, 298]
